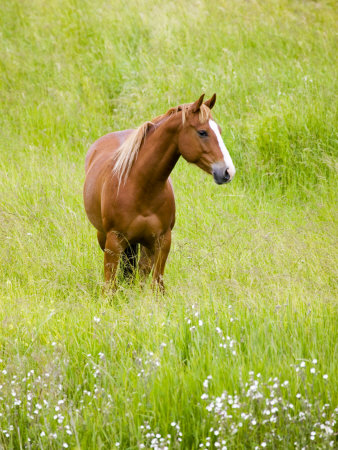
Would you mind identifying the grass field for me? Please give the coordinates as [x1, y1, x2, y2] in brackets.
[0, 0, 337, 448]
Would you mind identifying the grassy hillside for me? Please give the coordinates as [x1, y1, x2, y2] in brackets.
[0, 0, 337, 448]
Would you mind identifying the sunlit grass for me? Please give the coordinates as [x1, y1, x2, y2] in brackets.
[0, 0, 337, 448]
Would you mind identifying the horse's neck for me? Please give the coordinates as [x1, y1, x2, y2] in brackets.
[132, 115, 181, 188]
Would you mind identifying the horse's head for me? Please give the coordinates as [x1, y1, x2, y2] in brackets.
[177, 94, 236, 184]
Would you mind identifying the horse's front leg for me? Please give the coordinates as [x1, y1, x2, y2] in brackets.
[103, 231, 126, 292]
[152, 230, 171, 293]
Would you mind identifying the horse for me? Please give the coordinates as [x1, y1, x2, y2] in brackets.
[83, 94, 235, 292]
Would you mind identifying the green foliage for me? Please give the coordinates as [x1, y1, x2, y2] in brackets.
[0, 0, 337, 448]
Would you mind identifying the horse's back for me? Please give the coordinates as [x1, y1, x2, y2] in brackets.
[85, 129, 134, 174]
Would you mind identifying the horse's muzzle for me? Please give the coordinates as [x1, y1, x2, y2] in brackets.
[212, 164, 233, 185]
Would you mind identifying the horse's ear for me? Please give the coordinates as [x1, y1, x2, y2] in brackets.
[204, 93, 216, 110]
[191, 94, 205, 113]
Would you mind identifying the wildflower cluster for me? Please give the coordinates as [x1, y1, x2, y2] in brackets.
[0, 351, 73, 448]
[200, 368, 337, 448]
[0, 346, 114, 448]
[185, 303, 204, 332]
[138, 421, 182, 449]
[215, 326, 237, 356]
[134, 351, 161, 379]
[185, 304, 237, 357]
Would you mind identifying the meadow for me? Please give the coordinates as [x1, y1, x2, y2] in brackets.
[0, 0, 337, 448]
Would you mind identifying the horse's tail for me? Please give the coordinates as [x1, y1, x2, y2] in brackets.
[121, 243, 139, 280]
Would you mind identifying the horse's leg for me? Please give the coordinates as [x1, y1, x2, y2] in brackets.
[152, 230, 171, 292]
[97, 231, 106, 251]
[103, 231, 126, 291]
[138, 245, 155, 282]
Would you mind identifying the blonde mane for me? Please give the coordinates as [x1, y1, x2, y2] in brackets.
[112, 103, 211, 186]
[112, 121, 153, 188]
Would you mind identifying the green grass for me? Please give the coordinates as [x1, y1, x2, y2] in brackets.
[0, 0, 337, 448]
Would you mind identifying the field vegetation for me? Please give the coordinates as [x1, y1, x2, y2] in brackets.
[0, 0, 337, 448]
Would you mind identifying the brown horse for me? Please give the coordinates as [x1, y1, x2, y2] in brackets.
[83, 94, 235, 291]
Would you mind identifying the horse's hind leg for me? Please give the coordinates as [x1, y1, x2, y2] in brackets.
[97, 231, 106, 251]
[138, 245, 154, 282]
[121, 243, 138, 281]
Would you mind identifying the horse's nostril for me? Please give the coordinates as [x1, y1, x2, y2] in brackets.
[212, 165, 232, 184]
[224, 169, 230, 181]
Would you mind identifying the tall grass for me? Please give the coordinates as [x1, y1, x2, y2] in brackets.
[0, 0, 337, 448]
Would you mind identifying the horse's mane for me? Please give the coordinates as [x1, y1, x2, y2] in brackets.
[111, 120, 153, 188]
[112, 103, 212, 186]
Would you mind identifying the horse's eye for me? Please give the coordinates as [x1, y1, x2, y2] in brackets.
[197, 130, 208, 137]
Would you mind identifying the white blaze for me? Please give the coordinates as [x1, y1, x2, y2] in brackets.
[209, 119, 236, 179]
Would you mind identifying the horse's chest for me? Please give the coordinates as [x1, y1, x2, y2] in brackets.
[107, 185, 175, 244]
[127, 214, 167, 243]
